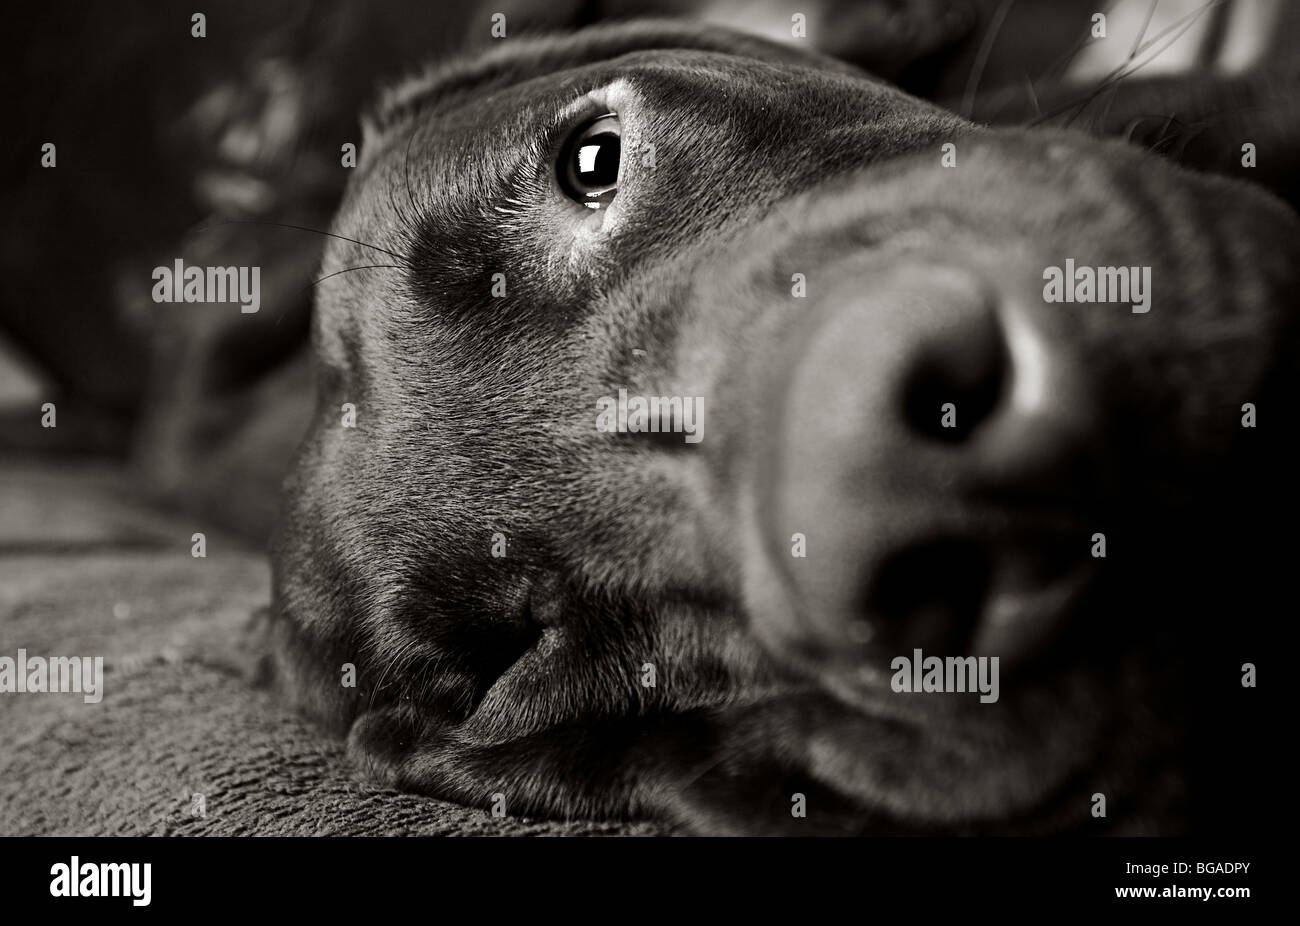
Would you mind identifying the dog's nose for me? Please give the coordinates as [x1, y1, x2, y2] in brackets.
[742, 262, 1102, 675]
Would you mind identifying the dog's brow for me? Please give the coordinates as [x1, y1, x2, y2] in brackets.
[367, 31, 626, 134]
[368, 60, 501, 134]
[366, 20, 858, 136]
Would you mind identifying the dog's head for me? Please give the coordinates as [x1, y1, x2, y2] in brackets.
[268, 21, 1296, 833]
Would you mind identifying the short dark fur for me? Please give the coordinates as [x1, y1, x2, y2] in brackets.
[264, 21, 1294, 834]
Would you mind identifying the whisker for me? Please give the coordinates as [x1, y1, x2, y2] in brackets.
[303, 264, 403, 293]
[384, 157, 414, 238]
[1031, 0, 1225, 127]
[404, 127, 423, 225]
[1037, 5, 1111, 86]
[198, 219, 410, 265]
[1128, 0, 1160, 61]
[1129, 0, 1225, 60]
[373, 127, 422, 238]
[1021, 70, 1041, 118]
[1085, 79, 1122, 132]
[960, 0, 1017, 120]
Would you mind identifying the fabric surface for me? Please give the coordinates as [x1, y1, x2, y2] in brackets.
[0, 461, 656, 835]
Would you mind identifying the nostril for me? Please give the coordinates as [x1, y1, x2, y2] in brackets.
[901, 313, 1009, 444]
[742, 265, 1101, 679]
[858, 538, 991, 654]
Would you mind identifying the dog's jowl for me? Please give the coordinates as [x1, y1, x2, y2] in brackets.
[264, 22, 1295, 835]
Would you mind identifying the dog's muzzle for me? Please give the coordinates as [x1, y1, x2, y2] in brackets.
[691, 132, 1299, 698]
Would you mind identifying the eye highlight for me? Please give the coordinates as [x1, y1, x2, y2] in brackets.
[558, 113, 621, 209]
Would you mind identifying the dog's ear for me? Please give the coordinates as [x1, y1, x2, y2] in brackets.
[364, 18, 868, 146]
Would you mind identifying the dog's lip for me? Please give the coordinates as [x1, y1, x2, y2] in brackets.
[796, 681, 1105, 827]
[810, 522, 1101, 699]
[969, 558, 1096, 667]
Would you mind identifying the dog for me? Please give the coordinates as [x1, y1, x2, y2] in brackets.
[256, 19, 1295, 835]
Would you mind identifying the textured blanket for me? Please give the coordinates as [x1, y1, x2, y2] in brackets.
[0, 461, 654, 835]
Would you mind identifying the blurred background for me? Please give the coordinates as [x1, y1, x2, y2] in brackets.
[2, 0, 1296, 542]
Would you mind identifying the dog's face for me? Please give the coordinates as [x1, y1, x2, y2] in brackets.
[269, 22, 1296, 833]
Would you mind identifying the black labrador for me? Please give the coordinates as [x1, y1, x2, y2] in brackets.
[258, 20, 1294, 834]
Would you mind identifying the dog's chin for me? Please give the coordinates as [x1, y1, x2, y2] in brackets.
[792, 648, 1183, 834]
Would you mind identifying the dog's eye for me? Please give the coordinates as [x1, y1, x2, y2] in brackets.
[558, 114, 621, 208]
